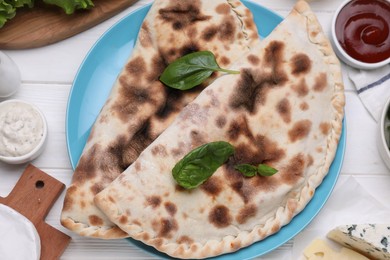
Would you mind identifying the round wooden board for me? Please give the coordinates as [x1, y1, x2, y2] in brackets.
[0, 0, 139, 49]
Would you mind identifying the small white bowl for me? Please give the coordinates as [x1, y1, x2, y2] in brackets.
[0, 100, 48, 164]
[331, 0, 390, 70]
[378, 96, 390, 170]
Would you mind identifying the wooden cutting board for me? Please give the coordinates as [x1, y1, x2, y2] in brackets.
[0, 164, 71, 259]
[0, 0, 139, 49]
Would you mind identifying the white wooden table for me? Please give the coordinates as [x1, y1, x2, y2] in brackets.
[1, 0, 390, 259]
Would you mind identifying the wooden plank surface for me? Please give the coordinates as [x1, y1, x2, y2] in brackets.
[0, 0, 139, 49]
[1, 0, 390, 259]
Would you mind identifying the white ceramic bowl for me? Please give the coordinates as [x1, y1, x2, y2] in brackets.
[330, 0, 390, 70]
[378, 96, 390, 170]
[0, 100, 48, 164]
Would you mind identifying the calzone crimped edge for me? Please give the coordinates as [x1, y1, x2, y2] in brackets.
[94, 1, 345, 258]
[61, 0, 260, 238]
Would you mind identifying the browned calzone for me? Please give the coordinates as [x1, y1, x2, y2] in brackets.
[94, 1, 345, 258]
[61, 0, 260, 238]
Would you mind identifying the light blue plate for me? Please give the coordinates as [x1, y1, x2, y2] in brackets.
[66, 1, 346, 259]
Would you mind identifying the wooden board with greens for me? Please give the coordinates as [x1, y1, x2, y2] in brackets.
[0, 0, 139, 49]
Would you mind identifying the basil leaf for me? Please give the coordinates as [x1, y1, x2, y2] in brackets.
[257, 164, 278, 176]
[235, 163, 278, 177]
[234, 164, 258, 177]
[160, 51, 239, 90]
[172, 141, 235, 189]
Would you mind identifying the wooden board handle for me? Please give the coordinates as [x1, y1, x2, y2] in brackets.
[0, 164, 64, 224]
[0, 164, 71, 260]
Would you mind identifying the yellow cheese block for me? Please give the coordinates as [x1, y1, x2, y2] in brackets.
[304, 239, 369, 260]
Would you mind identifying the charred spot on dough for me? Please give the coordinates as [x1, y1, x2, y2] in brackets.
[227, 116, 253, 141]
[142, 233, 150, 241]
[229, 42, 288, 113]
[290, 53, 312, 75]
[119, 215, 128, 225]
[292, 78, 309, 97]
[114, 79, 153, 121]
[177, 235, 194, 245]
[313, 73, 328, 92]
[108, 196, 116, 203]
[300, 102, 309, 111]
[148, 55, 168, 82]
[90, 183, 104, 195]
[139, 22, 153, 48]
[62, 186, 76, 212]
[316, 147, 323, 153]
[319, 122, 331, 136]
[307, 154, 314, 166]
[157, 218, 178, 238]
[236, 204, 257, 224]
[219, 56, 231, 67]
[156, 87, 184, 119]
[235, 135, 285, 165]
[281, 153, 306, 185]
[277, 98, 292, 124]
[151, 144, 169, 157]
[125, 56, 147, 75]
[224, 139, 285, 202]
[89, 215, 104, 226]
[179, 42, 201, 57]
[264, 41, 285, 65]
[201, 176, 223, 196]
[126, 120, 154, 163]
[73, 144, 100, 184]
[146, 195, 162, 208]
[190, 130, 205, 147]
[151, 237, 164, 248]
[215, 3, 231, 14]
[164, 201, 177, 216]
[158, 0, 211, 30]
[271, 221, 281, 234]
[208, 205, 232, 228]
[288, 120, 312, 143]
[134, 161, 141, 172]
[202, 25, 218, 41]
[229, 240, 242, 251]
[218, 17, 236, 42]
[215, 115, 227, 128]
[247, 54, 260, 65]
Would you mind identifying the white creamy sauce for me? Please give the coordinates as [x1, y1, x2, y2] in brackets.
[0, 101, 44, 157]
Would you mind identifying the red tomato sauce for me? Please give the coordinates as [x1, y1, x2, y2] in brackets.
[335, 0, 390, 63]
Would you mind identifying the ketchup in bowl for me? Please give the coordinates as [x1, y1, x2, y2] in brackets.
[335, 0, 390, 64]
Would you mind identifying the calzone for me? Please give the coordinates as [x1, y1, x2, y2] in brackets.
[61, 0, 260, 238]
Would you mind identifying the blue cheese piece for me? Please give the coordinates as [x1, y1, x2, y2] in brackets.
[327, 224, 390, 260]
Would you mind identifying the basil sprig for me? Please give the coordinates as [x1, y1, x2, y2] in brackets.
[172, 141, 234, 189]
[235, 164, 278, 177]
[160, 51, 240, 90]
[172, 141, 279, 189]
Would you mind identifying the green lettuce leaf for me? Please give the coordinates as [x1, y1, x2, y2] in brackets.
[0, 0, 94, 28]
[43, 0, 94, 14]
[0, 0, 33, 28]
